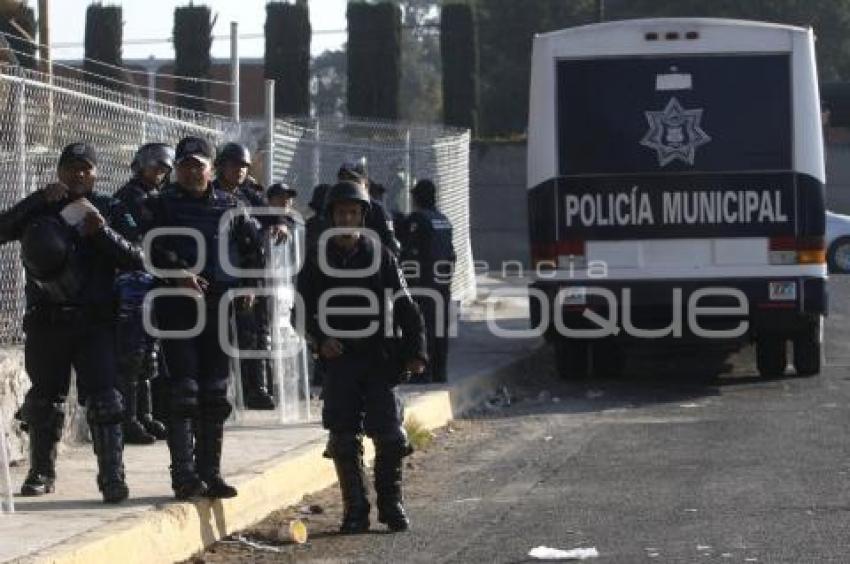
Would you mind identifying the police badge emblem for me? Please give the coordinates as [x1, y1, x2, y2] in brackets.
[640, 97, 711, 167]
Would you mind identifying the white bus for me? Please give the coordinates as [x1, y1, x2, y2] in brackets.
[527, 19, 827, 379]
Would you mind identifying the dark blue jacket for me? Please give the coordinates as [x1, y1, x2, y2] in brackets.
[0, 189, 143, 309]
[144, 182, 263, 297]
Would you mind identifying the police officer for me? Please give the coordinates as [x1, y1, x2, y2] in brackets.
[112, 143, 173, 444]
[213, 142, 281, 410]
[145, 136, 263, 500]
[297, 180, 427, 533]
[399, 179, 457, 383]
[305, 183, 330, 252]
[0, 142, 143, 503]
[266, 182, 298, 219]
[337, 161, 402, 257]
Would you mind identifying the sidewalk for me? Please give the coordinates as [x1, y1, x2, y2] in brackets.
[0, 276, 540, 564]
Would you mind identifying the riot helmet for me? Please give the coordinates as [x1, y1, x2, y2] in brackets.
[411, 179, 437, 208]
[131, 143, 174, 174]
[325, 180, 371, 224]
[215, 142, 252, 167]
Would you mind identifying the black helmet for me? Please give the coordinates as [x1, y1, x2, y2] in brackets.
[337, 159, 368, 183]
[325, 181, 371, 218]
[308, 183, 331, 212]
[131, 142, 174, 173]
[411, 178, 437, 207]
[215, 142, 251, 167]
[21, 216, 72, 280]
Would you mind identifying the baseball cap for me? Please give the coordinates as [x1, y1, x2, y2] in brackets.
[267, 182, 298, 199]
[175, 136, 214, 166]
[58, 142, 97, 168]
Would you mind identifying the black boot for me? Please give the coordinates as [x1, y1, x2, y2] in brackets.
[242, 360, 275, 410]
[20, 427, 58, 496]
[327, 434, 370, 534]
[167, 418, 206, 500]
[196, 416, 237, 499]
[17, 399, 64, 496]
[122, 380, 156, 445]
[374, 436, 413, 532]
[89, 421, 130, 503]
[138, 380, 167, 440]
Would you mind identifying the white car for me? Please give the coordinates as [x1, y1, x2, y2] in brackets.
[827, 210, 850, 273]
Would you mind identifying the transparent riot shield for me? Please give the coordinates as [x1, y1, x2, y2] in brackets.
[0, 407, 14, 514]
[226, 310, 246, 426]
[267, 225, 312, 424]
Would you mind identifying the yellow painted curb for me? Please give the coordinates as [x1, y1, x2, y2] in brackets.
[17, 389, 454, 564]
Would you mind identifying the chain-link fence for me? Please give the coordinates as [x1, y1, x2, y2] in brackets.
[0, 66, 476, 430]
[271, 115, 476, 303]
[0, 64, 233, 345]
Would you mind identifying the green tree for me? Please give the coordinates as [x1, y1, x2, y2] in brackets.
[312, 48, 346, 117]
[474, 0, 595, 136]
[83, 5, 124, 90]
[471, 0, 850, 136]
[173, 4, 213, 112]
[347, 1, 402, 120]
[605, 0, 850, 81]
[0, 1, 36, 69]
[441, 3, 478, 132]
[392, 0, 442, 122]
[265, 1, 312, 116]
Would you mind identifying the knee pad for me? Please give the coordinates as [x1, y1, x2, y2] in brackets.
[16, 396, 66, 438]
[373, 429, 413, 459]
[169, 378, 199, 418]
[117, 351, 145, 383]
[199, 379, 231, 422]
[323, 433, 363, 459]
[85, 389, 124, 425]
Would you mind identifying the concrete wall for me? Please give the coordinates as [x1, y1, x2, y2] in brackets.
[1, 348, 87, 463]
[827, 144, 850, 213]
[469, 141, 529, 271]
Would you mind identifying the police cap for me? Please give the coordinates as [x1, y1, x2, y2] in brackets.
[58, 142, 97, 168]
[267, 182, 297, 199]
[175, 136, 214, 167]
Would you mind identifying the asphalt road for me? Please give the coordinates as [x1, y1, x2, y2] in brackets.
[197, 277, 850, 563]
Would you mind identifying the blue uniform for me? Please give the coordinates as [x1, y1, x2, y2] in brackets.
[113, 177, 167, 442]
[399, 207, 456, 382]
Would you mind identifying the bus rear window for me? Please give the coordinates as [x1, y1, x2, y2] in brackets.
[556, 54, 792, 176]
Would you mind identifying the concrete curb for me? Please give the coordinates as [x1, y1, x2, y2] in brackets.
[13, 349, 540, 564]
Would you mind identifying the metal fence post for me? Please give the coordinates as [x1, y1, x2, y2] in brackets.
[230, 21, 240, 124]
[264, 79, 275, 187]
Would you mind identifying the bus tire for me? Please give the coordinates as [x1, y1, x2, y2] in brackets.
[591, 341, 624, 378]
[553, 338, 590, 380]
[793, 317, 822, 377]
[828, 236, 850, 274]
[756, 335, 787, 378]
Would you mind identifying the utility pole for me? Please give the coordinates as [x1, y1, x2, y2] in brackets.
[596, 0, 605, 23]
[38, 0, 51, 75]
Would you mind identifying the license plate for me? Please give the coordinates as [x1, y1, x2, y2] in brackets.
[560, 287, 587, 305]
[768, 281, 797, 301]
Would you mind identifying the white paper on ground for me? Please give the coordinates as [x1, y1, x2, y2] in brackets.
[528, 546, 599, 560]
